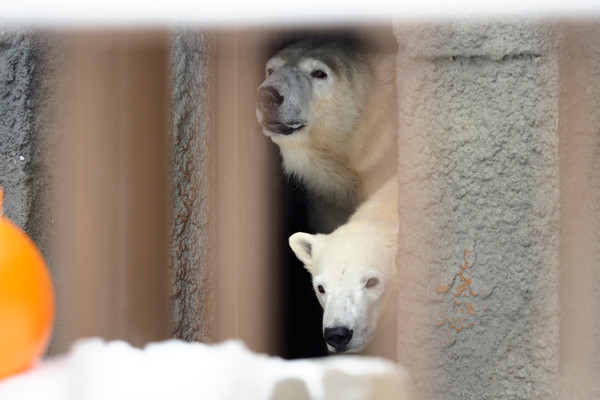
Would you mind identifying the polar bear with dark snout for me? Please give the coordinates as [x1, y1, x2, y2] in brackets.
[257, 36, 398, 232]
[289, 178, 398, 357]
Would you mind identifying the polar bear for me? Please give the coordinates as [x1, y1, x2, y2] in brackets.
[257, 36, 397, 232]
[289, 177, 398, 357]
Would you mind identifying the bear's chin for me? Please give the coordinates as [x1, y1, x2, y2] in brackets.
[326, 343, 366, 354]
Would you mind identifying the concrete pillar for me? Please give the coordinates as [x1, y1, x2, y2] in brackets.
[170, 29, 216, 343]
[0, 29, 36, 229]
[0, 29, 73, 354]
[394, 20, 561, 399]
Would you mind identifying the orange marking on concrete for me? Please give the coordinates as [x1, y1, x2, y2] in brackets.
[437, 249, 481, 344]
[465, 302, 475, 315]
[436, 283, 450, 294]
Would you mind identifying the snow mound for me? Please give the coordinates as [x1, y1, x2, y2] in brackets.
[0, 338, 412, 400]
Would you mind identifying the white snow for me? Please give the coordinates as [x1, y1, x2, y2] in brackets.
[0, 338, 411, 400]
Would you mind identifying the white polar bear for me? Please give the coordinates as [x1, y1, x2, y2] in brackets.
[289, 177, 398, 356]
[257, 36, 398, 232]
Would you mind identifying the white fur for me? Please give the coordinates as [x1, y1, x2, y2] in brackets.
[289, 178, 399, 355]
[258, 43, 398, 232]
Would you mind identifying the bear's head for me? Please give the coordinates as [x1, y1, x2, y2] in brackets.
[256, 37, 371, 142]
[289, 222, 397, 354]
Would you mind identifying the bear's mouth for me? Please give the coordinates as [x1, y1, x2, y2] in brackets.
[261, 120, 305, 135]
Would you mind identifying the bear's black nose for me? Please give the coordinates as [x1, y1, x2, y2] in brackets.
[257, 86, 284, 114]
[324, 327, 353, 352]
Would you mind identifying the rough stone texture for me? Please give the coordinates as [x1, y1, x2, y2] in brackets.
[0, 28, 74, 355]
[0, 29, 36, 228]
[25, 33, 71, 355]
[170, 29, 216, 342]
[394, 20, 560, 399]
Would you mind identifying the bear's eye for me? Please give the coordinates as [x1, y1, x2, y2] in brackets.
[365, 278, 380, 289]
[266, 67, 274, 76]
[310, 69, 327, 79]
[317, 285, 325, 294]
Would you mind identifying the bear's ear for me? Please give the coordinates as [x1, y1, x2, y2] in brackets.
[289, 232, 315, 269]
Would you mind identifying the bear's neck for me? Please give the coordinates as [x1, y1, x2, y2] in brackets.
[348, 62, 398, 201]
[275, 98, 397, 212]
[279, 136, 360, 210]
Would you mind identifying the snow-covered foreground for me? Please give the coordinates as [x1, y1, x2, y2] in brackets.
[0, 338, 412, 400]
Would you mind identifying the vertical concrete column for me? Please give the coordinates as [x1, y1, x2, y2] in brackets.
[170, 29, 216, 343]
[0, 30, 36, 229]
[394, 21, 560, 399]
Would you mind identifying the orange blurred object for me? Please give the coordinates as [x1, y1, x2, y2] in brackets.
[0, 188, 54, 379]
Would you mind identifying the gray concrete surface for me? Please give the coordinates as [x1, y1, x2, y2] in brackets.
[0, 29, 36, 228]
[395, 20, 561, 399]
[170, 28, 216, 342]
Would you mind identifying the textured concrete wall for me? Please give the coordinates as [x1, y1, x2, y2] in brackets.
[0, 29, 36, 228]
[394, 21, 562, 399]
[0, 28, 74, 354]
[170, 29, 216, 342]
